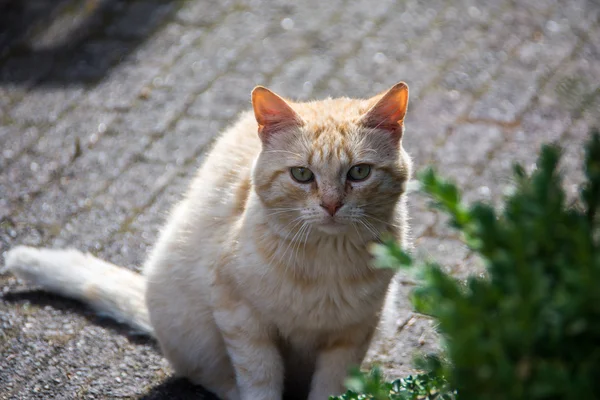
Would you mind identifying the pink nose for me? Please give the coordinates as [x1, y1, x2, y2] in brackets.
[320, 201, 343, 216]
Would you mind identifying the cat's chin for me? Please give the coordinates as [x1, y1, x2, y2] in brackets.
[315, 221, 349, 235]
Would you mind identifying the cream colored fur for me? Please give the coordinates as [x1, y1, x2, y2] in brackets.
[3, 82, 412, 400]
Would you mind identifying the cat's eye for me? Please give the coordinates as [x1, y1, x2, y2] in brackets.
[347, 164, 371, 181]
[290, 167, 314, 183]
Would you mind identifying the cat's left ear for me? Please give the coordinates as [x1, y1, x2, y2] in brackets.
[360, 82, 409, 140]
[252, 86, 303, 142]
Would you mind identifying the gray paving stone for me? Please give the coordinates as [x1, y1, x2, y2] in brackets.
[0, 125, 40, 169]
[132, 23, 206, 69]
[434, 123, 505, 171]
[95, 160, 176, 213]
[404, 89, 474, 165]
[10, 87, 84, 125]
[187, 73, 256, 120]
[145, 117, 218, 166]
[116, 87, 193, 136]
[105, 1, 176, 40]
[266, 54, 334, 100]
[175, 0, 236, 27]
[470, 11, 580, 122]
[50, 39, 135, 84]
[82, 62, 163, 111]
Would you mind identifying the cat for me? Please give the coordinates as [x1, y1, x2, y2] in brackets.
[3, 81, 412, 400]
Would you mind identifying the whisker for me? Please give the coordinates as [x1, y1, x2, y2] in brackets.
[357, 218, 380, 239]
[364, 214, 403, 229]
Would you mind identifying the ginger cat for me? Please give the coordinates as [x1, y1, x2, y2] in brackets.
[4, 82, 412, 400]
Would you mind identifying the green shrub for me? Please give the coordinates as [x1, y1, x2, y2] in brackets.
[333, 367, 456, 400]
[333, 130, 600, 400]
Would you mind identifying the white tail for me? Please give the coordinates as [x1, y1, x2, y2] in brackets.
[3, 246, 153, 335]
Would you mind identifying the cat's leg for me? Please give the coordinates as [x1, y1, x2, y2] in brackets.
[307, 325, 375, 400]
[157, 317, 240, 400]
[146, 274, 239, 400]
[212, 285, 284, 400]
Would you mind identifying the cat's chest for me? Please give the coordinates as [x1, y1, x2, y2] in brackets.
[238, 256, 394, 332]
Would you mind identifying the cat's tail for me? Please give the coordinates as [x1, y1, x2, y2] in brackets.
[2, 246, 153, 335]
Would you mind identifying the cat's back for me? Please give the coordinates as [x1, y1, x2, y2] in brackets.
[188, 111, 261, 220]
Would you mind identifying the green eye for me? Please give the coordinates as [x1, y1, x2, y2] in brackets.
[347, 164, 371, 181]
[290, 167, 314, 183]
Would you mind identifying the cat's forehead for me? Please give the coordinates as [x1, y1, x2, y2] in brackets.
[292, 97, 371, 137]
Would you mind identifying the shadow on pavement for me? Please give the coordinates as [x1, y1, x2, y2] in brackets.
[2, 289, 156, 345]
[0, 0, 178, 87]
[140, 377, 218, 400]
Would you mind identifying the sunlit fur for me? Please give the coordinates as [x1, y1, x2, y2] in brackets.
[4, 86, 412, 400]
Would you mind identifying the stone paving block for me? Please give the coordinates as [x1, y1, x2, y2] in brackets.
[469, 64, 541, 123]
[115, 86, 193, 136]
[0, 300, 88, 397]
[470, 12, 580, 122]
[0, 125, 41, 170]
[82, 62, 163, 111]
[267, 54, 335, 100]
[339, 0, 507, 101]
[51, 205, 123, 252]
[14, 324, 153, 398]
[49, 39, 135, 84]
[79, 338, 168, 398]
[48, 159, 174, 249]
[13, 126, 156, 229]
[189, 10, 272, 73]
[0, 52, 55, 87]
[28, 106, 117, 173]
[434, 123, 504, 174]
[131, 23, 205, 69]
[10, 87, 84, 125]
[145, 117, 218, 166]
[404, 89, 474, 165]
[126, 173, 191, 237]
[439, 15, 516, 94]
[159, 10, 278, 99]
[0, 152, 57, 203]
[261, 0, 342, 32]
[187, 73, 256, 120]
[175, 0, 236, 27]
[105, 1, 176, 40]
[94, 160, 176, 213]
[315, 0, 397, 61]
[103, 170, 195, 270]
[235, 29, 315, 81]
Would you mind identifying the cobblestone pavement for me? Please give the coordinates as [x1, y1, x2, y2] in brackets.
[1, 0, 599, 398]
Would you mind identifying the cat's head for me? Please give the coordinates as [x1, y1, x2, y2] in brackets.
[251, 82, 412, 239]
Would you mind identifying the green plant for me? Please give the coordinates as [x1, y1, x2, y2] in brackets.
[331, 366, 456, 400]
[336, 130, 600, 400]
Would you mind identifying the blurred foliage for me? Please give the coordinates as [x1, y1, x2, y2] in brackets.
[331, 366, 456, 400]
[336, 130, 600, 399]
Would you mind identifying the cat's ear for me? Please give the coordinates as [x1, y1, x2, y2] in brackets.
[360, 82, 409, 139]
[251, 86, 303, 142]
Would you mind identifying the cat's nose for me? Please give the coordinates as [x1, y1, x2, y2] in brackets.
[320, 200, 343, 216]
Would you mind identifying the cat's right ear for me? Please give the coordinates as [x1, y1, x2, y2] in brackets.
[251, 86, 303, 142]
